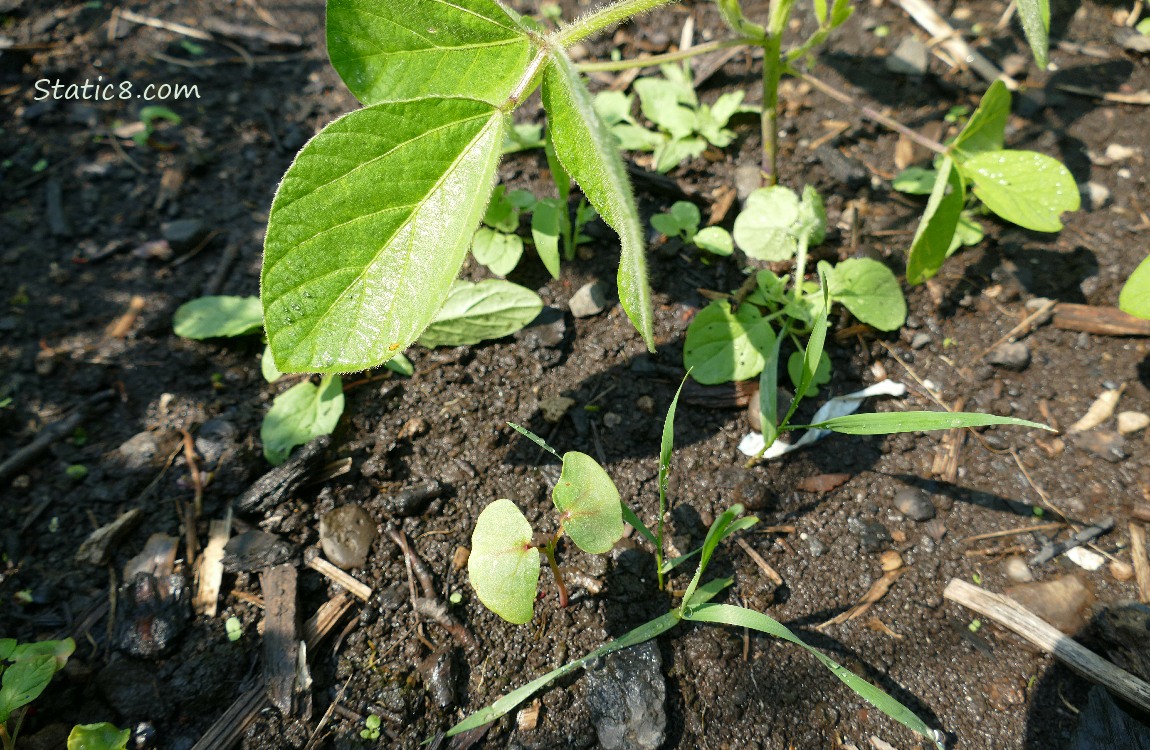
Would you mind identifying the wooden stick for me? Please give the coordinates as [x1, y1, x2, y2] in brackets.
[736, 538, 784, 586]
[119, 9, 213, 40]
[195, 511, 232, 616]
[893, 0, 1018, 89]
[1130, 522, 1150, 604]
[944, 578, 1150, 714]
[306, 556, 372, 602]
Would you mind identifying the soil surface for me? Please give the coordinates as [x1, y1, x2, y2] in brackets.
[2, 0, 1150, 748]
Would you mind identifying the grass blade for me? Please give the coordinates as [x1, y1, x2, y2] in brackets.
[507, 422, 561, 460]
[678, 504, 756, 613]
[792, 411, 1052, 435]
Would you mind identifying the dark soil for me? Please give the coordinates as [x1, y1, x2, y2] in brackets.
[2, 0, 1149, 748]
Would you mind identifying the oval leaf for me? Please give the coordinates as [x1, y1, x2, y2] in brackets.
[827, 257, 907, 331]
[684, 301, 776, 384]
[542, 50, 655, 351]
[1119, 254, 1150, 320]
[952, 80, 1010, 157]
[173, 296, 263, 339]
[262, 97, 505, 372]
[261, 374, 344, 465]
[961, 150, 1078, 232]
[327, 0, 534, 105]
[468, 499, 540, 624]
[471, 227, 524, 276]
[68, 723, 131, 750]
[906, 158, 965, 285]
[418, 279, 542, 348]
[553, 452, 623, 554]
[693, 226, 733, 255]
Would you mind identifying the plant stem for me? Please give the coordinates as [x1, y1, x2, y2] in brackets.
[799, 71, 949, 156]
[760, 34, 783, 185]
[554, 0, 682, 48]
[506, 48, 550, 109]
[577, 38, 752, 72]
[543, 539, 569, 608]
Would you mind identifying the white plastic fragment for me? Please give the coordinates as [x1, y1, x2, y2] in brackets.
[738, 380, 908, 457]
[1066, 546, 1106, 572]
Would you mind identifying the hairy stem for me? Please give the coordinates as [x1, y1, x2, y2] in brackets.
[577, 38, 752, 72]
[555, 0, 682, 48]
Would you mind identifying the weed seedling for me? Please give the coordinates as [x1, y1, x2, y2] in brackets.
[65, 723, 130, 750]
[650, 201, 733, 257]
[360, 714, 381, 741]
[0, 638, 74, 750]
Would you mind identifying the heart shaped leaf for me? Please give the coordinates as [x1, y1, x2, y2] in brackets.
[469, 499, 540, 624]
[826, 257, 907, 332]
[553, 452, 623, 554]
[683, 301, 776, 384]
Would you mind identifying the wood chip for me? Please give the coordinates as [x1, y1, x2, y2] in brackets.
[517, 699, 541, 732]
[306, 555, 372, 602]
[817, 569, 902, 630]
[75, 509, 143, 566]
[105, 295, 146, 339]
[1053, 303, 1150, 336]
[796, 473, 851, 492]
[1130, 522, 1150, 605]
[1056, 84, 1150, 106]
[124, 533, 179, 579]
[194, 511, 232, 616]
[261, 563, 300, 715]
[736, 538, 783, 586]
[1068, 386, 1125, 433]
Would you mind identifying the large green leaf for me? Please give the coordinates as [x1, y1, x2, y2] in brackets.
[260, 374, 344, 464]
[67, 723, 131, 750]
[173, 296, 263, 339]
[1120, 254, 1150, 320]
[542, 50, 655, 351]
[952, 80, 1010, 157]
[683, 301, 775, 384]
[553, 452, 624, 554]
[1016, 0, 1050, 69]
[468, 499, 540, 624]
[960, 150, 1078, 232]
[906, 158, 965, 285]
[418, 279, 542, 348]
[827, 257, 907, 331]
[327, 0, 534, 105]
[793, 411, 1052, 434]
[262, 97, 505, 372]
[0, 655, 56, 724]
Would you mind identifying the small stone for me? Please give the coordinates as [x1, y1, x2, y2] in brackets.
[1074, 430, 1127, 463]
[986, 677, 1025, 711]
[569, 281, 609, 318]
[386, 480, 445, 517]
[879, 550, 903, 572]
[987, 341, 1030, 371]
[452, 546, 470, 571]
[856, 520, 892, 553]
[893, 487, 936, 521]
[584, 641, 666, 750]
[924, 518, 948, 541]
[398, 417, 429, 439]
[1005, 574, 1095, 634]
[807, 537, 828, 556]
[540, 395, 576, 423]
[603, 412, 622, 429]
[1109, 560, 1134, 581]
[222, 531, 298, 572]
[1003, 555, 1034, 583]
[636, 395, 655, 414]
[886, 36, 929, 76]
[319, 504, 376, 570]
[1079, 182, 1111, 211]
[911, 332, 931, 350]
[735, 164, 763, 201]
[160, 218, 208, 253]
[195, 418, 238, 470]
[420, 647, 461, 709]
[1117, 411, 1150, 435]
[1105, 144, 1137, 162]
[515, 306, 567, 350]
[113, 430, 182, 473]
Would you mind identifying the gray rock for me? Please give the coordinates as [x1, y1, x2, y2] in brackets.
[569, 281, 609, 318]
[114, 429, 181, 473]
[386, 480, 445, 517]
[807, 536, 828, 556]
[886, 36, 929, 76]
[195, 418, 238, 470]
[585, 641, 666, 750]
[893, 487, 936, 521]
[850, 519, 892, 553]
[911, 332, 932, 350]
[987, 341, 1030, 371]
[421, 647, 461, 709]
[222, 531, 297, 572]
[161, 218, 208, 253]
[319, 504, 376, 569]
[1075, 431, 1127, 463]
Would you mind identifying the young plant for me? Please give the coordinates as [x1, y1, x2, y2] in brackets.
[650, 201, 733, 257]
[0, 638, 74, 750]
[471, 184, 597, 278]
[1120, 254, 1150, 320]
[66, 723, 130, 750]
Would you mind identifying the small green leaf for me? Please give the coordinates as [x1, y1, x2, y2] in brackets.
[1016, 0, 1050, 69]
[384, 352, 414, 376]
[471, 227, 525, 276]
[1119, 254, 1150, 320]
[173, 296, 263, 339]
[670, 201, 701, 235]
[554, 452, 624, 554]
[261, 374, 344, 464]
[531, 199, 563, 278]
[652, 136, 707, 173]
[483, 185, 520, 233]
[592, 90, 636, 127]
[67, 722, 131, 750]
[693, 226, 733, 256]
[948, 212, 985, 256]
[952, 80, 1010, 157]
[892, 167, 937, 195]
[906, 158, 965, 285]
[418, 280, 542, 348]
[503, 123, 545, 154]
[543, 50, 654, 351]
[0, 655, 56, 723]
[683, 301, 776, 384]
[225, 616, 243, 641]
[785, 275, 831, 424]
[759, 329, 784, 447]
[651, 212, 685, 238]
[733, 186, 801, 261]
[261, 343, 284, 383]
[827, 257, 907, 331]
[8, 638, 74, 670]
[468, 499, 540, 624]
[794, 410, 1053, 434]
[787, 348, 831, 398]
[0, 639, 15, 661]
[960, 150, 1079, 232]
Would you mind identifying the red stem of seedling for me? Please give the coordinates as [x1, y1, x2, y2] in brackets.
[542, 535, 569, 608]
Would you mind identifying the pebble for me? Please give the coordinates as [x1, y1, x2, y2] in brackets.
[540, 395, 576, 423]
[1079, 182, 1111, 211]
[1005, 574, 1095, 634]
[987, 341, 1030, 371]
[194, 418, 238, 471]
[222, 531, 298, 572]
[1074, 430, 1127, 463]
[1109, 560, 1134, 581]
[911, 332, 931, 350]
[807, 537, 828, 556]
[636, 395, 655, 414]
[851, 518, 892, 553]
[319, 504, 376, 569]
[886, 36, 929, 76]
[1105, 144, 1137, 162]
[386, 480, 445, 517]
[879, 550, 903, 572]
[113, 429, 181, 473]
[1117, 411, 1149, 435]
[160, 218, 208, 253]
[584, 641, 666, 750]
[1003, 555, 1034, 583]
[569, 281, 609, 318]
[420, 647, 460, 709]
[893, 487, 936, 521]
[515, 306, 567, 351]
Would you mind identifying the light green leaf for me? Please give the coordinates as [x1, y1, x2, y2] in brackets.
[892, 166, 937, 195]
[787, 348, 831, 398]
[384, 352, 414, 376]
[651, 212, 684, 238]
[173, 296, 263, 339]
[652, 136, 707, 173]
[261, 343, 283, 383]
[471, 227, 524, 276]
[622, 503, 658, 547]
[733, 186, 801, 261]
[418, 279, 542, 348]
[468, 499, 540, 624]
[543, 50, 654, 351]
[960, 150, 1078, 232]
[793, 410, 1053, 434]
[679, 504, 755, 613]
[8, 638, 74, 670]
[592, 90, 636, 127]
[67, 723, 131, 750]
[952, 80, 1010, 157]
[261, 374, 344, 465]
[693, 226, 733, 256]
[827, 257, 907, 331]
[1120, 254, 1150, 320]
[683, 301, 775, 384]
[759, 330, 784, 447]
[948, 212, 984, 256]
[326, 0, 534, 105]
[1016, 0, 1050, 68]
[830, 0, 853, 26]
[797, 185, 827, 245]
[786, 277, 830, 422]
[906, 158, 965, 285]
[554, 452, 624, 554]
[669, 201, 701, 235]
[531, 198, 563, 278]
[611, 123, 667, 152]
[503, 123, 545, 154]
[262, 97, 505, 372]
[684, 603, 942, 748]
[0, 655, 56, 724]
[483, 185, 520, 233]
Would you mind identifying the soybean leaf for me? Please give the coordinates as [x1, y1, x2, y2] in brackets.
[531, 198, 563, 278]
[543, 50, 654, 350]
[892, 166, 937, 195]
[906, 158, 965, 285]
[679, 504, 756, 614]
[683, 301, 776, 384]
[0, 655, 56, 723]
[786, 348, 831, 399]
[446, 610, 680, 737]
[1017, 0, 1050, 69]
[952, 80, 1010, 157]
[693, 226, 733, 256]
[471, 227, 524, 276]
[793, 411, 1053, 434]
[733, 186, 801, 261]
[669, 201, 701, 236]
[468, 499, 540, 624]
[959, 150, 1078, 232]
[261, 374, 344, 465]
[261, 343, 284, 383]
[1120, 254, 1150, 319]
[173, 296, 263, 339]
[67, 723, 131, 750]
[827, 257, 907, 331]
[263, 97, 505, 372]
[384, 352, 414, 377]
[949, 212, 985, 256]
[418, 279, 542, 348]
[554, 452, 624, 554]
[592, 90, 636, 127]
[326, 0, 534, 105]
[684, 603, 943, 748]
